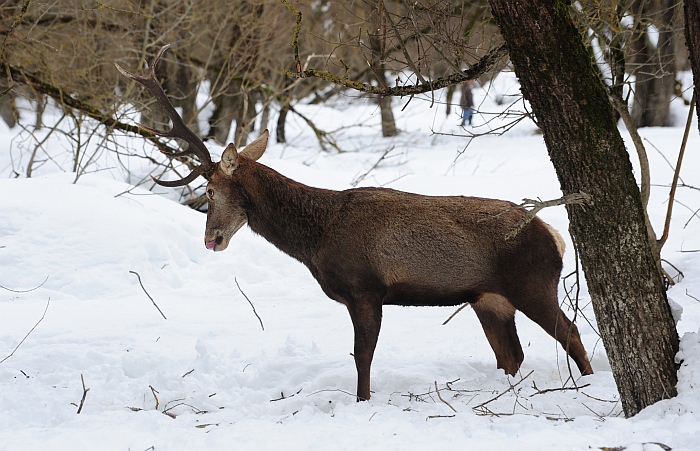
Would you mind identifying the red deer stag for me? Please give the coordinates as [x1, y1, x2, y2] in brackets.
[117, 45, 593, 401]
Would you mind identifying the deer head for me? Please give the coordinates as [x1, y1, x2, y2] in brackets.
[116, 44, 269, 251]
[203, 131, 269, 251]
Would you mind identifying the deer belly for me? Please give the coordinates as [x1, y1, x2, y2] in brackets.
[383, 281, 482, 307]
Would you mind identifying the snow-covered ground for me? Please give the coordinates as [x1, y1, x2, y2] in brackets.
[1, 73, 699, 450]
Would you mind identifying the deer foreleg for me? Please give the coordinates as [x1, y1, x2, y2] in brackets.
[347, 298, 383, 401]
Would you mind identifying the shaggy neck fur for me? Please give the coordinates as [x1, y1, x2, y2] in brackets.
[236, 158, 338, 265]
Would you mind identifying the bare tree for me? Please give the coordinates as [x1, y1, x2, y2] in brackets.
[281, 0, 497, 136]
[488, 0, 678, 418]
[0, 0, 299, 183]
[628, 0, 679, 127]
[366, 1, 398, 137]
[576, 1, 684, 128]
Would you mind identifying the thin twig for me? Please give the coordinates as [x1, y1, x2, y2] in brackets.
[505, 193, 592, 240]
[658, 90, 696, 249]
[162, 399, 207, 418]
[270, 388, 303, 402]
[351, 146, 396, 187]
[287, 105, 342, 152]
[686, 290, 700, 303]
[580, 390, 620, 405]
[434, 381, 457, 413]
[235, 277, 264, 331]
[442, 302, 470, 325]
[641, 443, 671, 451]
[531, 381, 590, 395]
[0, 298, 50, 365]
[0, 0, 31, 64]
[76, 374, 90, 414]
[162, 397, 186, 419]
[129, 271, 167, 320]
[150, 385, 160, 409]
[661, 259, 684, 284]
[597, 443, 671, 451]
[0, 275, 50, 293]
[472, 370, 534, 412]
[306, 388, 356, 397]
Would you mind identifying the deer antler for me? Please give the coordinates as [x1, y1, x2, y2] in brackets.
[115, 44, 214, 187]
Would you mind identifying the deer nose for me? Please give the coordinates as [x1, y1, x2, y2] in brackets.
[205, 236, 223, 250]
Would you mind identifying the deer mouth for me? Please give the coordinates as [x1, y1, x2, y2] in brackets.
[205, 236, 224, 251]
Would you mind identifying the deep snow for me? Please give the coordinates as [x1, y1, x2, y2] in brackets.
[1, 73, 700, 450]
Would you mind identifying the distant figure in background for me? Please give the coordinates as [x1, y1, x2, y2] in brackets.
[460, 80, 474, 127]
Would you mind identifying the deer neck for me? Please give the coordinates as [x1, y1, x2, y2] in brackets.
[238, 159, 337, 264]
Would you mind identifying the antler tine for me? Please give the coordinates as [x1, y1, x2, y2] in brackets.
[151, 165, 206, 188]
[115, 44, 214, 187]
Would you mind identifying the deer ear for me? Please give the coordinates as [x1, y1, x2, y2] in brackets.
[220, 143, 239, 176]
[240, 129, 269, 162]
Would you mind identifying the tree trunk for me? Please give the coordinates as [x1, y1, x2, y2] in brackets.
[686, 0, 700, 132]
[276, 103, 289, 143]
[377, 94, 398, 137]
[368, 0, 398, 137]
[0, 89, 17, 128]
[488, 0, 679, 417]
[630, 0, 676, 127]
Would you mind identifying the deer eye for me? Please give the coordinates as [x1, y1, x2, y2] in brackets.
[206, 189, 214, 200]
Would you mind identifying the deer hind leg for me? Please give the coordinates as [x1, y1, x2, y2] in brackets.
[511, 285, 593, 376]
[346, 296, 383, 401]
[472, 293, 524, 376]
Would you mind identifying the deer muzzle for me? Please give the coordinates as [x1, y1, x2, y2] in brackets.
[205, 235, 224, 251]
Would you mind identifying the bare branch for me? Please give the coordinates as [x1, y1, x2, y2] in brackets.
[505, 193, 593, 240]
[288, 105, 342, 152]
[434, 381, 457, 413]
[472, 370, 533, 415]
[658, 90, 696, 249]
[235, 277, 264, 331]
[288, 44, 507, 96]
[442, 303, 470, 326]
[282, 0, 507, 97]
[0, 298, 50, 366]
[0, 62, 187, 160]
[150, 385, 160, 409]
[0, 275, 49, 293]
[76, 374, 90, 414]
[351, 146, 395, 187]
[531, 381, 590, 396]
[129, 271, 167, 320]
[0, 0, 31, 64]
[270, 388, 303, 402]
